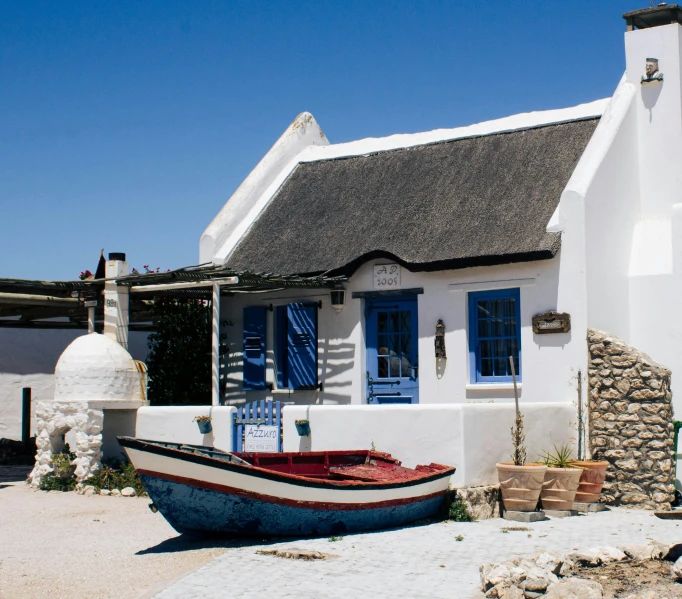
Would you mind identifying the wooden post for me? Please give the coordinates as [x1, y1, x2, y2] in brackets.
[211, 283, 221, 406]
[509, 356, 519, 416]
[577, 369, 584, 460]
[22, 387, 31, 444]
[87, 306, 96, 334]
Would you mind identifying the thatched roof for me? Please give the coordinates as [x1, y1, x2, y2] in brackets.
[228, 117, 599, 276]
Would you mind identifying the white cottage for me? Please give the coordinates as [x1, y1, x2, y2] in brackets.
[199, 5, 682, 419]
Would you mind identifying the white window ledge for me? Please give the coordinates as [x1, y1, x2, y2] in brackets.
[465, 383, 522, 391]
[271, 388, 318, 395]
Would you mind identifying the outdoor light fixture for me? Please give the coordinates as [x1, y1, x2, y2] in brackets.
[330, 288, 346, 313]
[435, 319, 446, 359]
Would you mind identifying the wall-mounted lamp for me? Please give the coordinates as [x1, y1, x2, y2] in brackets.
[435, 319, 446, 359]
[330, 289, 346, 313]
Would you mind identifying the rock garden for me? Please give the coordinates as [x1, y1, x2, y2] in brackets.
[480, 541, 682, 598]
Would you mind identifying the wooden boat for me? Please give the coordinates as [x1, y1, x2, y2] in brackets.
[118, 437, 455, 537]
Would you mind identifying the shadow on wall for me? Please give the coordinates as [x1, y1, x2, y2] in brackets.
[642, 81, 663, 116]
[223, 339, 356, 405]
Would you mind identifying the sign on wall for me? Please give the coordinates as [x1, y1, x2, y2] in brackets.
[532, 311, 571, 334]
[373, 263, 401, 289]
[244, 424, 279, 452]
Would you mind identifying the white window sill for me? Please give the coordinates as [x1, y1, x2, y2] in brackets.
[271, 388, 318, 394]
[466, 383, 522, 391]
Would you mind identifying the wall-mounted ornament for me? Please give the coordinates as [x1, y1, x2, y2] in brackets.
[642, 57, 664, 83]
[434, 319, 446, 359]
[532, 311, 571, 334]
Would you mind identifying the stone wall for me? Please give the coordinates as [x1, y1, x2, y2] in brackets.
[588, 329, 676, 510]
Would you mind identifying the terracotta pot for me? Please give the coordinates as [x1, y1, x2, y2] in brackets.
[496, 463, 548, 512]
[540, 467, 583, 511]
[572, 460, 609, 503]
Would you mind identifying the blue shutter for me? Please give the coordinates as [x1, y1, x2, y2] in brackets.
[274, 305, 288, 388]
[243, 306, 267, 390]
[287, 303, 318, 390]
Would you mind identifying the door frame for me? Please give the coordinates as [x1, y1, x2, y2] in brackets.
[364, 294, 419, 404]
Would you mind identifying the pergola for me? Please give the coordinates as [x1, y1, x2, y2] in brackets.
[0, 263, 345, 404]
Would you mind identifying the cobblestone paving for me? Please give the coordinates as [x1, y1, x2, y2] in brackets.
[150, 508, 682, 599]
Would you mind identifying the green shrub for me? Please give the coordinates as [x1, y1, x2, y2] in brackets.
[39, 445, 77, 492]
[447, 494, 475, 522]
[39, 473, 77, 492]
[86, 459, 147, 497]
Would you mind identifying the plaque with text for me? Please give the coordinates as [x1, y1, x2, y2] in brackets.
[532, 311, 570, 334]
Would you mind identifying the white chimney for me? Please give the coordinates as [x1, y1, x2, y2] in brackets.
[624, 4, 682, 219]
[103, 252, 130, 349]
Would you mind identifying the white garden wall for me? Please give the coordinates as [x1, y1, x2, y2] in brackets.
[135, 406, 237, 452]
[282, 403, 575, 488]
[0, 329, 149, 441]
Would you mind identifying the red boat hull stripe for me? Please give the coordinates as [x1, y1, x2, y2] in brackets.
[137, 469, 446, 511]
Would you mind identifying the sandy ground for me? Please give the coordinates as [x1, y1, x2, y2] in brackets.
[0, 473, 231, 599]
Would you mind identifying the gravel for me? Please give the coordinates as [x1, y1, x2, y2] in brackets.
[0, 478, 231, 599]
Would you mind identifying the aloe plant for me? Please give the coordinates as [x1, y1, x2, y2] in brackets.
[537, 443, 580, 468]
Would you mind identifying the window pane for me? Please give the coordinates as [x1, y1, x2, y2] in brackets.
[494, 339, 507, 358]
[400, 311, 411, 332]
[508, 338, 519, 358]
[378, 312, 388, 333]
[389, 312, 400, 332]
[504, 298, 516, 317]
[478, 319, 491, 337]
[390, 356, 401, 377]
[504, 318, 517, 336]
[481, 358, 493, 377]
[378, 356, 388, 378]
[480, 340, 492, 358]
[401, 334, 411, 355]
[492, 318, 503, 336]
[401, 354, 413, 373]
[512, 356, 520, 375]
[494, 358, 508, 376]
[378, 334, 388, 355]
[477, 300, 490, 318]
[490, 300, 503, 318]
[389, 335, 399, 354]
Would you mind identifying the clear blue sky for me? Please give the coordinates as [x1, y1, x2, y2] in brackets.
[1, 1, 641, 280]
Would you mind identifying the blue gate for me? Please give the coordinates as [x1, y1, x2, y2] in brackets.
[232, 399, 283, 452]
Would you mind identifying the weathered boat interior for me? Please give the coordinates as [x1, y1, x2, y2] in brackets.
[138, 440, 451, 483]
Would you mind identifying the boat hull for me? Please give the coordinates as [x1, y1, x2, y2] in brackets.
[141, 474, 445, 536]
[122, 440, 453, 537]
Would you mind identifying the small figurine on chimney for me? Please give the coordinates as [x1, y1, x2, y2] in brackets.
[642, 57, 663, 83]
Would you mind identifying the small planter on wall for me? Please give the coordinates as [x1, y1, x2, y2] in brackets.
[193, 416, 212, 434]
[496, 463, 547, 512]
[573, 460, 609, 503]
[295, 419, 311, 437]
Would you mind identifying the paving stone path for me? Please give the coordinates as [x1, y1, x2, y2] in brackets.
[149, 508, 682, 599]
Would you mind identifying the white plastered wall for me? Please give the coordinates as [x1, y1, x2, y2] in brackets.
[135, 406, 237, 452]
[221, 256, 581, 407]
[622, 24, 682, 421]
[0, 329, 149, 441]
[282, 403, 575, 487]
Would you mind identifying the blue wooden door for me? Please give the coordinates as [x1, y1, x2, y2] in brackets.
[366, 297, 419, 404]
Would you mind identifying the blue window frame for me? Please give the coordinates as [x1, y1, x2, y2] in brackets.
[468, 288, 521, 383]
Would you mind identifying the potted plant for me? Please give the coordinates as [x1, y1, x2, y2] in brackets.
[537, 444, 583, 511]
[193, 415, 212, 434]
[496, 357, 547, 512]
[295, 419, 311, 436]
[571, 459, 609, 503]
